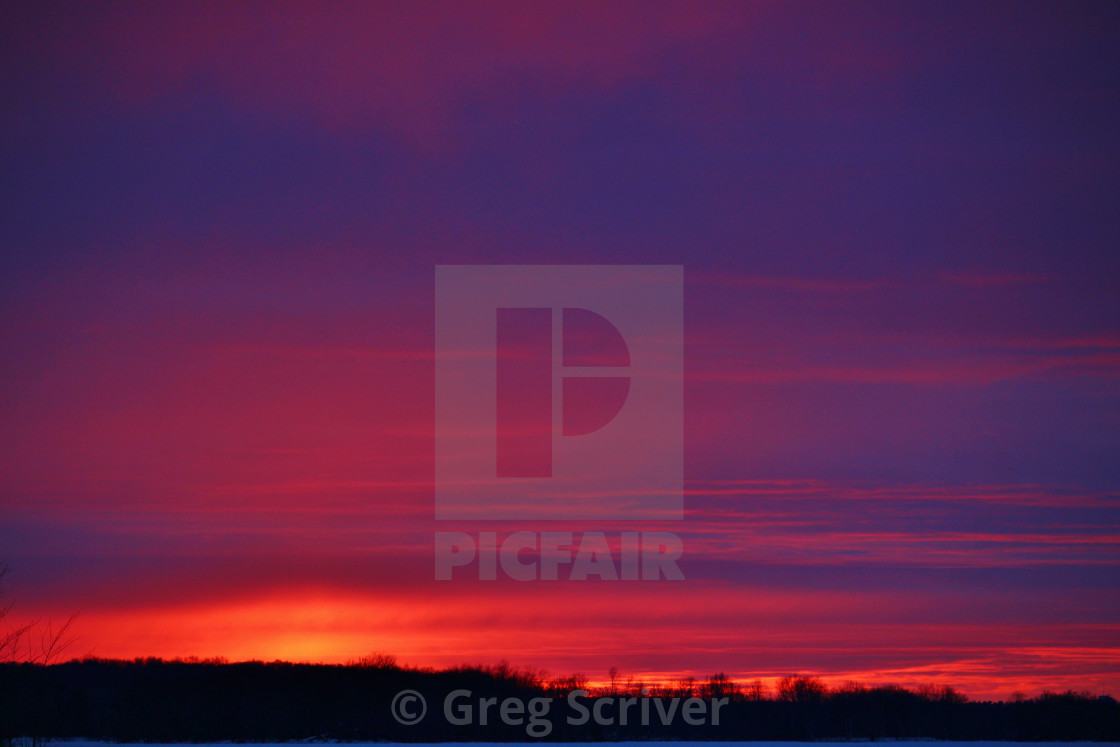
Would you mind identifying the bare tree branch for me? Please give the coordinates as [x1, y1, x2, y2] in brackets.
[1, 562, 81, 665]
[38, 613, 80, 665]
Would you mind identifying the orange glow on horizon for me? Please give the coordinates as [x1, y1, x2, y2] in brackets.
[17, 588, 1118, 703]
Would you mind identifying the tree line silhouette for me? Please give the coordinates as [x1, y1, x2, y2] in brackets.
[3, 655, 1117, 742]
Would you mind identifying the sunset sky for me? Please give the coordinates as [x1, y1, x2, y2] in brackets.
[2, 2, 1118, 701]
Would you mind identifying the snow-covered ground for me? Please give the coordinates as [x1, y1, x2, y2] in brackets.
[34, 742, 1120, 747]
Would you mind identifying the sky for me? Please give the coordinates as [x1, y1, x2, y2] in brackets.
[2, 1, 1119, 701]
